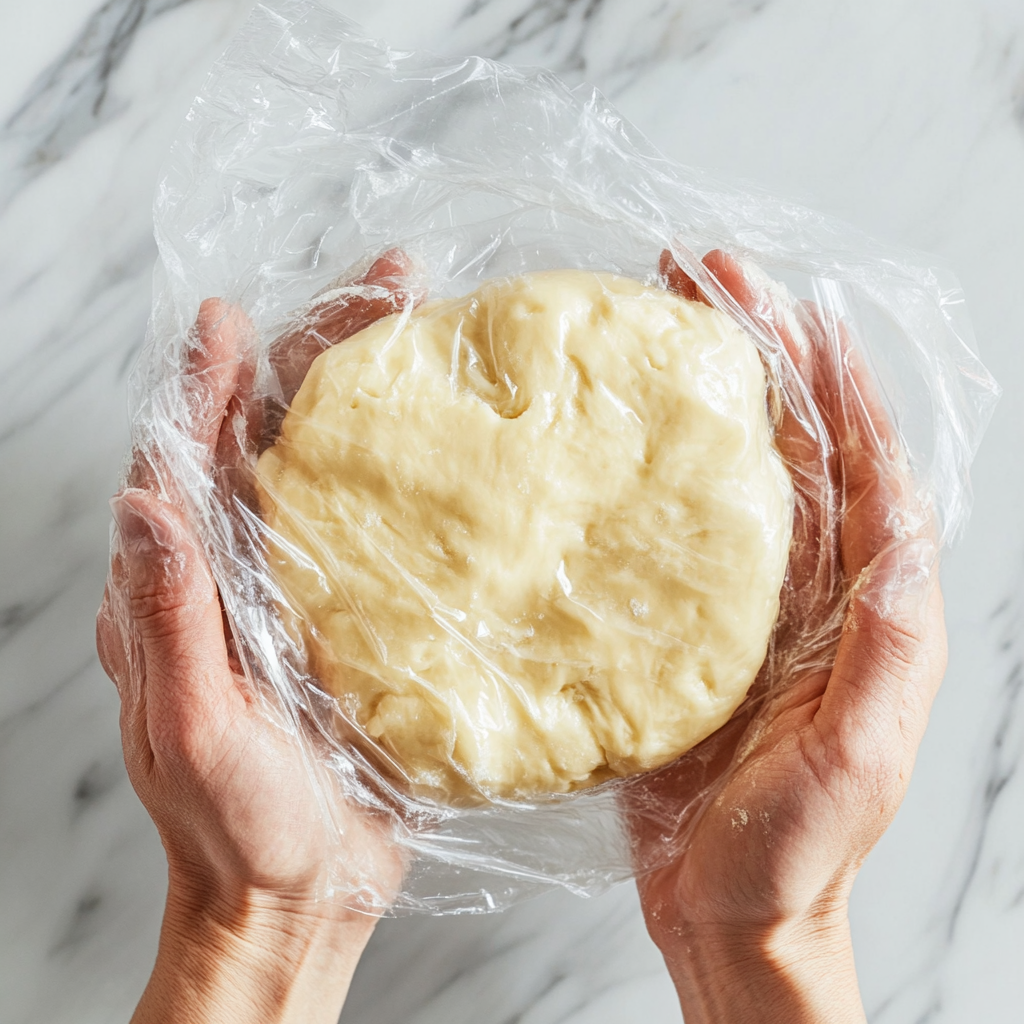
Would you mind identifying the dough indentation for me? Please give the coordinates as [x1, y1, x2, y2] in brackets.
[257, 270, 794, 803]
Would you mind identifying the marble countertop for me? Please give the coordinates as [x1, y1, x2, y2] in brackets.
[1, 1, 1022, 1021]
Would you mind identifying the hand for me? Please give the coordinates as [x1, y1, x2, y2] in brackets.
[96, 252, 416, 1024]
[628, 251, 947, 1024]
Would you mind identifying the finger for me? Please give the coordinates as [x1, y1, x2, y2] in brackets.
[186, 298, 249, 458]
[97, 547, 153, 775]
[111, 488, 243, 763]
[96, 579, 131, 690]
[682, 249, 821, 471]
[708, 262, 912, 591]
[702, 250, 808, 364]
[686, 250, 838, 628]
[804, 309, 912, 579]
[662, 247, 814, 406]
[658, 248, 710, 304]
[363, 247, 421, 294]
[816, 537, 943, 757]
[898, 579, 947, 757]
[126, 299, 250, 491]
[271, 247, 422, 408]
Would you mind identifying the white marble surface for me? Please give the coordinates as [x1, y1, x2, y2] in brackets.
[0, 1, 1021, 1021]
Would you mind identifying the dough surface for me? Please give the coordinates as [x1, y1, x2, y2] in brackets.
[256, 270, 793, 803]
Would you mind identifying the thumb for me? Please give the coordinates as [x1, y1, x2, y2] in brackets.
[111, 491, 237, 719]
[817, 537, 943, 749]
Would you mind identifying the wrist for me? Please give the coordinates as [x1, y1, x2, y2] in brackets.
[655, 907, 865, 1024]
[133, 870, 377, 1024]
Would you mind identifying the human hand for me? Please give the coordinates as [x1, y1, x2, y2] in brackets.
[96, 252, 416, 1024]
[628, 251, 947, 1024]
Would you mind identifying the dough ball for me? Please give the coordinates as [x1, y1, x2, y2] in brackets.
[256, 270, 793, 803]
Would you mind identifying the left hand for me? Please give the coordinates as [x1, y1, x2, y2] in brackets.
[96, 253, 416, 1024]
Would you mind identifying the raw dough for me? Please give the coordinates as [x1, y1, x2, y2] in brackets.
[256, 270, 793, 803]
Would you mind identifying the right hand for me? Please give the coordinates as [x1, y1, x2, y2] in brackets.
[628, 251, 947, 1024]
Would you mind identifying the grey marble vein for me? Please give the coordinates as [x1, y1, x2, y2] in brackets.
[50, 887, 106, 955]
[944, 592, 1024, 942]
[458, 0, 606, 70]
[0, 0, 193, 213]
[0, 656, 93, 740]
[0, 293, 146, 446]
[455, 0, 772, 91]
[0, 594, 62, 651]
[0, 1, 1022, 1021]
[72, 754, 127, 816]
[866, 572, 1024, 1023]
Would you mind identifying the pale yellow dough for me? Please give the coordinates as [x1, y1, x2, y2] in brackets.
[256, 270, 793, 803]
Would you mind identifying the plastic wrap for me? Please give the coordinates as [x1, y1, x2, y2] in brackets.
[109, 0, 999, 913]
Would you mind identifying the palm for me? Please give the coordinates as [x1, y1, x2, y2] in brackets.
[143, 657, 340, 892]
[98, 251, 417, 910]
[631, 251, 946, 939]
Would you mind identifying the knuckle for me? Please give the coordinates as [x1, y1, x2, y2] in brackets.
[147, 695, 221, 768]
[95, 611, 119, 678]
[96, 600, 140, 692]
[875, 618, 924, 673]
[847, 608, 925, 682]
[834, 721, 904, 809]
[128, 581, 206, 642]
[819, 698, 903, 790]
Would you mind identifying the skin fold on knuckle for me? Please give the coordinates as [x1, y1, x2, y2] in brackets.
[145, 667, 248, 785]
[842, 592, 928, 690]
[812, 680, 905, 816]
[95, 610, 125, 686]
[872, 610, 926, 668]
[119, 698, 156, 781]
[824, 707, 906, 823]
[128, 561, 215, 644]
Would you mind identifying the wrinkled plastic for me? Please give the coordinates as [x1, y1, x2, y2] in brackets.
[111, 0, 999, 913]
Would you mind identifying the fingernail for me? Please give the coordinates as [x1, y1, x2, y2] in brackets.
[110, 493, 177, 591]
[111, 493, 150, 545]
[854, 537, 937, 621]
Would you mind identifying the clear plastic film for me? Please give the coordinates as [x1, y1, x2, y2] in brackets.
[110, 0, 999, 913]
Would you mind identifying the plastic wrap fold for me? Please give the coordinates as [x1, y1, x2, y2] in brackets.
[111, 0, 999, 913]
